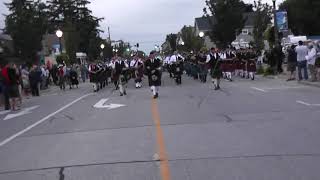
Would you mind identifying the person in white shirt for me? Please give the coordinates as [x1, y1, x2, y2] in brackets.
[295, 41, 309, 80]
[130, 54, 144, 88]
[169, 52, 178, 78]
[306, 43, 317, 81]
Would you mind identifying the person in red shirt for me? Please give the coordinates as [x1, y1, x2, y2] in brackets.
[0, 62, 11, 110]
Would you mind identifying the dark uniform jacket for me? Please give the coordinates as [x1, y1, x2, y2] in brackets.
[145, 58, 161, 86]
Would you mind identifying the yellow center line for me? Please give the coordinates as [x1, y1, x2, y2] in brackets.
[151, 99, 171, 180]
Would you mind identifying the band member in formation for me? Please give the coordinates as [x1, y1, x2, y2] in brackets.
[206, 48, 222, 90]
[88, 63, 100, 92]
[114, 57, 129, 96]
[145, 51, 162, 99]
[197, 51, 208, 83]
[163, 55, 171, 77]
[130, 54, 144, 88]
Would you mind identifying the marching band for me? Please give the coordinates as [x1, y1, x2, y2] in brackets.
[84, 47, 259, 98]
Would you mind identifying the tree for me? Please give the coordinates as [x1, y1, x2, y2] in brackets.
[179, 26, 204, 52]
[47, 0, 103, 62]
[204, 0, 247, 48]
[5, 0, 48, 63]
[166, 33, 177, 52]
[252, 0, 272, 51]
[279, 0, 320, 35]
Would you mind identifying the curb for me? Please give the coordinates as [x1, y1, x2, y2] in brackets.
[298, 81, 320, 88]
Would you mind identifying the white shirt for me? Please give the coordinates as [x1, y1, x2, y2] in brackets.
[206, 53, 218, 63]
[306, 47, 317, 65]
[169, 55, 177, 64]
[295, 45, 309, 62]
[109, 60, 118, 69]
[130, 59, 142, 68]
[164, 56, 171, 64]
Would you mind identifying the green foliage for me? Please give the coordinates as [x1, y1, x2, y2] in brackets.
[5, 0, 48, 63]
[56, 53, 70, 65]
[256, 65, 265, 75]
[253, 0, 272, 51]
[279, 0, 320, 35]
[204, 0, 247, 48]
[179, 26, 204, 52]
[264, 26, 275, 48]
[263, 66, 275, 76]
[47, 0, 103, 60]
[166, 34, 177, 52]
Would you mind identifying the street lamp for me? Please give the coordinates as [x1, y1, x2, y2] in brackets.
[56, 29, 63, 53]
[199, 31, 205, 38]
[272, 0, 279, 47]
[100, 44, 105, 50]
[181, 41, 185, 46]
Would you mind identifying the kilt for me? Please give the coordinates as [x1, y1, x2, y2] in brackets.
[210, 67, 222, 78]
[220, 62, 227, 72]
[148, 73, 161, 86]
[247, 62, 257, 72]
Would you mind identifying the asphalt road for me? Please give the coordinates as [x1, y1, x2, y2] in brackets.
[0, 73, 320, 180]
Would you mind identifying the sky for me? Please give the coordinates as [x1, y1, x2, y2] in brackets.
[0, 0, 283, 53]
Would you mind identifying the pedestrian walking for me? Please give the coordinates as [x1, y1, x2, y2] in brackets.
[295, 41, 309, 81]
[57, 64, 66, 90]
[286, 45, 297, 81]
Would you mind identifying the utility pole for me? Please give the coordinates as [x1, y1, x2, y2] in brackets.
[108, 26, 111, 43]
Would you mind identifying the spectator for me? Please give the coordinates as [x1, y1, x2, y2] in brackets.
[306, 43, 317, 82]
[295, 41, 309, 81]
[29, 65, 41, 96]
[21, 65, 31, 98]
[7, 63, 20, 111]
[287, 45, 297, 81]
[0, 61, 11, 110]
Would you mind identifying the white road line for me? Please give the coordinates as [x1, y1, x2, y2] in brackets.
[296, 101, 311, 106]
[264, 86, 305, 90]
[251, 87, 267, 92]
[0, 93, 93, 147]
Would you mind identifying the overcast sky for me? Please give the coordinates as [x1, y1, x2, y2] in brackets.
[0, 0, 283, 53]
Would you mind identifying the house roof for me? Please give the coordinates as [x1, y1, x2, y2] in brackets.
[195, 12, 256, 31]
[195, 16, 214, 31]
[0, 34, 12, 41]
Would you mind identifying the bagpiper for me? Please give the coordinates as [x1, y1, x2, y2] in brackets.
[115, 57, 129, 96]
[145, 51, 162, 99]
[206, 48, 222, 90]
[130, 54, 144, 88]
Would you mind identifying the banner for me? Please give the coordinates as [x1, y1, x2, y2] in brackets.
[276, 11, 288, 31]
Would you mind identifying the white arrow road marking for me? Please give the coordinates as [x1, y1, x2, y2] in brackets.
[3, 106, 40, 121]
[93, 99, 126, 110]
[0, 93, 93, 147]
